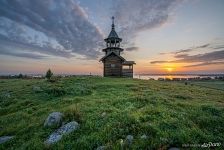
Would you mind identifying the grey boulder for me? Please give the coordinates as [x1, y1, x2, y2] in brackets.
[44, 112, 63, 127]
[0, 136, 14, 144]
[45, 121, 79, 145]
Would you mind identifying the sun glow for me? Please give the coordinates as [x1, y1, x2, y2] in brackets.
[162, 63, 179, 73]
[165, 67, 174, 72]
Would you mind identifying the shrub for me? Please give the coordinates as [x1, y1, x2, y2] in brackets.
[45, 69, 53, 80]
[18, 73, 23, 78]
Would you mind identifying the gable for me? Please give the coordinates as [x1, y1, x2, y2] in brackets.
[104, 53, 122, 62]
[100, 52, 126, 62]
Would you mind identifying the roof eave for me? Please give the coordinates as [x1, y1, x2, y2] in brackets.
[99, 52, 126, 62]
[102, 47, 124, 52]
[122, 61, 136, 65]
[104, 37, 122, 42]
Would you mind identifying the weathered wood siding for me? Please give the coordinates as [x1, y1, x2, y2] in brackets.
[122, 68, 133, 77]
[103, 54, 122, 77]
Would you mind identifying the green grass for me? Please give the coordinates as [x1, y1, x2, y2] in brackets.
[190, 80, 224, 90]
[0, 77, 224, 150]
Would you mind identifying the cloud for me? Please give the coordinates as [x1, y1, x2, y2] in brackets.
[174, 44, 210, 54]
[150, 41, 224, 68]
[0, 0, 103, 59]
[184, 61, 224, 67]
[160, 44, 210, 55]
[150, 60, 169, 64]
[0, 35, 73, 58]
[126, 46, 139, 51]
[151, 50, 224, 64]
[112, 0, 181, 44]
[173, 50, 224, 63]
[0, 0, 183, 59]
[0, 50, 45, 59]
[212, 45, 224, 50]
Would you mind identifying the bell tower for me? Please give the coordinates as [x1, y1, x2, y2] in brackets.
[100, 17, 135, 77]
[103, 16, 123, 55]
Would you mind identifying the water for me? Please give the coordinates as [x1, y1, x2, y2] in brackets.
[133, 74, 221, 80]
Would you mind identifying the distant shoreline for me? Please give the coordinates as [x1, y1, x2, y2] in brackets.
[136, 73, 224, 76]
[0, 73, 224, 81]
[0, 73, 224, 76]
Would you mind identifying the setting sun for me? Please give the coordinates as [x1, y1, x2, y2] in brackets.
[165, 67, 174, 72]
[162, 63, 178, 73]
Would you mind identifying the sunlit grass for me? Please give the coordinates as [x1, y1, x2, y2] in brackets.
[0, 77, 223, 149]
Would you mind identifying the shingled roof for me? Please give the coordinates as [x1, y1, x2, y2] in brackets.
[122, 61, 136, 65]
[104, 17, 122, 42]
[108, 29, 119, 38]
[99, 51, 126, 62]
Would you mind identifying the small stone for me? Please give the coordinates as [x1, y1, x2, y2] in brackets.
[125, 135, 133, 146]
[140, 134, 148, 139]
[44, 112, 63, 127]
[101, 112, 106, 118]
[32, 86, 42, 93]
[45, 121, 79, 145]
[0, 136, 14, 144]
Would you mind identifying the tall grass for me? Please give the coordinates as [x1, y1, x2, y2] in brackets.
[0, 77, 223, 149]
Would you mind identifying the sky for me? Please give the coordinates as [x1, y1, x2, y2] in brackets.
[0, 0, 224, 75]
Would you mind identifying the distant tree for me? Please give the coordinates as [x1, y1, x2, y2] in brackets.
[46, 69, 53, 80]
[18, 73, 23, 78]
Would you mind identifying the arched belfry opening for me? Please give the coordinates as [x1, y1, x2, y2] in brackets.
[100, 17, 135, 77]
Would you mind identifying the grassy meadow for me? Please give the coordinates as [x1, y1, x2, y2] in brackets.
[0, 77, 224, 149]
